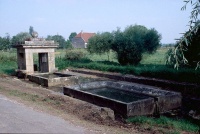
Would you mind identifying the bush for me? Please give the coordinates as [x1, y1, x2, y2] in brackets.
[65, 49, 87, 60]
[112, 25, 161, 65]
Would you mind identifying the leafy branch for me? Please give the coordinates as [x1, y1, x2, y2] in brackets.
[173, 0, 200, 69]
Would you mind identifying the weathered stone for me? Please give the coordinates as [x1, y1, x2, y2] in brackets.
[27, 73, 75, 87]
[63, 81, 182, 118]
[12, 37, 58, 74]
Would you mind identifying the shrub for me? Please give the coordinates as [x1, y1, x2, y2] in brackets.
[65, 49, 87, 60]
[112, 25, 161, 65]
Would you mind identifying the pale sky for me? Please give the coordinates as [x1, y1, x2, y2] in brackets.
[0, 0, 192, 44]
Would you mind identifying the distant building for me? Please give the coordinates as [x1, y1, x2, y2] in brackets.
[71, 31, 95, 48]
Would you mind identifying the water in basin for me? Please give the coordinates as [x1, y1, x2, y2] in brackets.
[85, 87, 150, 103]
[37, 74, 71, 79]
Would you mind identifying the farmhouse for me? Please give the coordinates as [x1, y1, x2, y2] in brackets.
[71, 31, 95, 48]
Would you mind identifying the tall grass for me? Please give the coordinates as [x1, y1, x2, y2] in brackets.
[0, 51, 17, 75]
[0, 51, 16, 62]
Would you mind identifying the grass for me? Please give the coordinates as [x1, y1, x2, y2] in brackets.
[8, 90, 39, 102]
[55, 47, 169, 64]
[55, 47, 200, 84]
[0, 50, 17, 75]
[141, 47, 168, 65]
[0, 48, 199, 84]
[127, 116, 199, 133]
[0, 86, 62, 106]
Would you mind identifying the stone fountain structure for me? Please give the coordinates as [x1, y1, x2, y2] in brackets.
[12, 32, 182, 118]
[13, 32, 58, 74]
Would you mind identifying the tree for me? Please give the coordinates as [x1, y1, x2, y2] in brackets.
[65, 40, 73, 49]
[11, 32, 32, 46]
[87, 32, 113, 60]
[69, 32, 77, 41]
[144, 28, 161, 53]
[0, 33, 11, 50]
[112, 25, 161, 65]
[171, 0, 200, 69]
[46, 35, 66, 49]
[87, 25, 161, 65]
[166, 22, 200, 69]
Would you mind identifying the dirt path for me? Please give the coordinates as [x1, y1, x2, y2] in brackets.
[0, 76, 142, 134]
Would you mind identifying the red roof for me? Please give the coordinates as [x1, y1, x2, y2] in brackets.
[75, 32, 95, 43]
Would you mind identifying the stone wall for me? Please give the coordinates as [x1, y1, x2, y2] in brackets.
[71, 37, 85, 48]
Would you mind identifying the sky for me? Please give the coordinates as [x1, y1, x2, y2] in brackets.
[0, 0, 192, 44]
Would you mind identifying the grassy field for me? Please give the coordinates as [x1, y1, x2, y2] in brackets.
[55, 47, 168, 64]
[55, 47, 200, 84]
[0, 47, 199, 83]
[141, 47, 168, 65]
[0, 51, 17, 75]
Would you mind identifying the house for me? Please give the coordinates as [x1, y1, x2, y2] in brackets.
[71, 31, 95, 48]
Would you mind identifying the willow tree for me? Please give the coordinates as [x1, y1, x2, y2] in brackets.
[169, 0, 200, 69]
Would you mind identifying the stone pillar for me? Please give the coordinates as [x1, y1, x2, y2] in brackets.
[17, 48, 26, 70]
[25, 49, 34, 73]
[48, 50, 56, 72]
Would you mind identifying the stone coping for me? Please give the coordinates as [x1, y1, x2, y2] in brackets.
[69, 68, 200, 97]
[12, 40, 58, 48]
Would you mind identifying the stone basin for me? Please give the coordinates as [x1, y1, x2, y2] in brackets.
[63, 81, 182, 117]
[28, 73, 75, 87]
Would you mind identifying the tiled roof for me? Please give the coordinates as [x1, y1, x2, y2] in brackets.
[75, 32, 95, 43]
